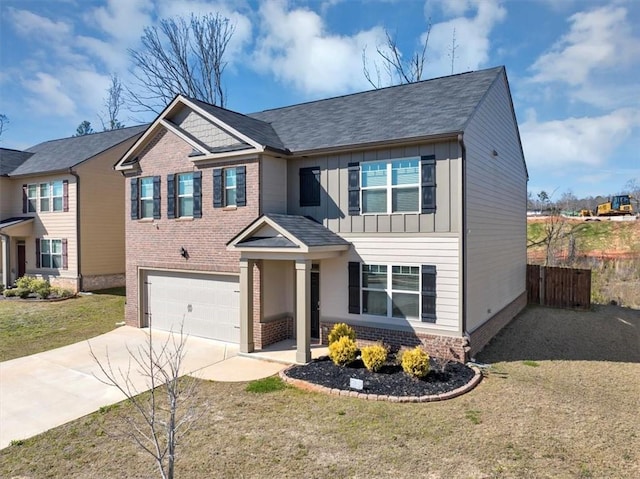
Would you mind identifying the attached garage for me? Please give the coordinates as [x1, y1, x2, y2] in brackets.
[143, 270, 240, 343]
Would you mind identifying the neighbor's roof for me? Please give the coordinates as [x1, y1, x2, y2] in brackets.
[0, 148, 33, 176]
[246, 66, 504, 153]
[9, 125, 147, 176]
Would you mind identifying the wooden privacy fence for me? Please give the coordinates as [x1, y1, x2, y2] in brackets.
[527, 264, 591, 310]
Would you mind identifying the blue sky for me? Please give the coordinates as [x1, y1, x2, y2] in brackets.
[1, 0, 638, 199]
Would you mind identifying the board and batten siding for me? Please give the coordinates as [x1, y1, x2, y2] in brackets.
[286, 141, 461, 234]
[260, 155, 287, 214]
[320, 235, 461, 333]
[0, 178, 13, 218]
[463, 71, 527, 333]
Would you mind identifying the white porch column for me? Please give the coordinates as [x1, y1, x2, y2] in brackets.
[295, 259, 312, 364]
[239, 258, 254, 353]
[1, 234, 9, 289]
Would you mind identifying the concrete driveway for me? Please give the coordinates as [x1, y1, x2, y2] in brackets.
[0, 326, 284, 449]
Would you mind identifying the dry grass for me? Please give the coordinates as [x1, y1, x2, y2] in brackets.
[1, 305, 639, 478]
[0, 288, 124, 362]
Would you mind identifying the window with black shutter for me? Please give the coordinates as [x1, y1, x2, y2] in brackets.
[130, 178, 139, 219]
[300, 166, 320, 207]
[193, 171, 202, 218]
[153, 176, 161, 219]
[348, 262, 360, 314]
[348, 162, 360, 216]
[167, 174, 175, 218]
[421, 265, 437, 322]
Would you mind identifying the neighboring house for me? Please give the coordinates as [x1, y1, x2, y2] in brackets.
[0, 126, 146, 291]
[115, 66, 527, 363]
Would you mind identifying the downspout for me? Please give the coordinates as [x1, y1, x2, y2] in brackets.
[457, 133, 468, 342]
[70, 169, 82, 291]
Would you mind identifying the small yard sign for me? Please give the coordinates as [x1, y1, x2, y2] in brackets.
[349, 378, 363, 391]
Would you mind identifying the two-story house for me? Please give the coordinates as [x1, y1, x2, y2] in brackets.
[0, 126, 146, 291]
[115, 66, 527, 363]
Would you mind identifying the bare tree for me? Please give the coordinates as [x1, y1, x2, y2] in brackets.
[90, 326, 200, 479]
[99, 74, 125, 131]
[0, 114, 8, 140]
[128, 12, 235, 113]
[448, 27, 459, 75]
[363, 22, 432, 89]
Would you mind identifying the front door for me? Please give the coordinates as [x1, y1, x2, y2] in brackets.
[310, 266, 320, 338]
[17, 242, 26, 279]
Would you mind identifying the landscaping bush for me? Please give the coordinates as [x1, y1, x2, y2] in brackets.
[30, 279, 51, 299]
[53, 287, 74, 298]
[328, 336, 358, 366]
[8, 276, 53, 299]
[327, 322, 356, 345]
[3, 288, 19, 298]
[17, 288, 31, 299]
[15, 276, 35, 290]
[400, 346, 430, 378]
[361, 343, 388, 372]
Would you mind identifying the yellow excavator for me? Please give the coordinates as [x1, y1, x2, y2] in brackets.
[580, 195, 635, 217]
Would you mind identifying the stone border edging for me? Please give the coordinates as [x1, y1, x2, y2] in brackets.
[279, 364, 482, 403]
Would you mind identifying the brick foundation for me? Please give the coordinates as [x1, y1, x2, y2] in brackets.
[82, 274, 125, 291]
[467, 290, 527, 358]
[255, 316, 294, 349]
[320, 322, 469, 362]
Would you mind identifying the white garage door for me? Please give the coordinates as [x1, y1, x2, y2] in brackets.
[145, 270, 240, 343]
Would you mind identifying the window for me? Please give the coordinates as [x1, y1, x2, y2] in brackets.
[224, 168, 237, 206]
[348, 155, 436, 216]
[139, 177, 154, 219]
[213, 166, 246, 208]
[349, 262, 436, 322]
[300, 166, 320, 207]
[27, 184, 37, 213]
[177, 173, 194, 217]
[361, 158, 419, 214]
[24, 181, 66, 213]
[40, 239, 63, 269]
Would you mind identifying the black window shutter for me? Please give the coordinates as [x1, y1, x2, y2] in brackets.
[236, 166, 246, 207]
[153, 176, 161, 219]
[63, 180, 69, 212]
[348, 261, 360, 314]
[213, 169, 223, 208]
[167, 174, 175, 219]
[348, 162, 360, 216]
[421, 264, 437, 323]
[193, 171, 202, 218]
[22, 184, 28, 214]
[35, 239, 41, 268]
[421, 155, 436, 214]
[300, 167, 320, 207]
[130, 178, 139, 220]
[62, 239, 68, 270]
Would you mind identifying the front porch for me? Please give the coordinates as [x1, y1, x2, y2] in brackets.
[228, 213, 350, 363]
[238, 339, 328, 364]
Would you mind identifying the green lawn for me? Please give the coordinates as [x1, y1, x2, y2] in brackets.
[0, 288, 125, 362]
[1, 304, 638, 478]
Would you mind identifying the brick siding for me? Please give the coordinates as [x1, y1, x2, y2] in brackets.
[124, 129, 261, 328]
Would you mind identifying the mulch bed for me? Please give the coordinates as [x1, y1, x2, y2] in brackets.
[285, 356, 476, 397]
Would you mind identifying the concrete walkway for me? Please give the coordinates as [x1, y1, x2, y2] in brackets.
[0, 326, 285, 449]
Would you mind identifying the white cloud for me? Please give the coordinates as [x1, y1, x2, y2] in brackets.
[252, 0, 385, 95]
[530, 6, 638, 86]
[422, 0, 506, 77]
[8, 8, 72, 40]
[23, 73, 77, 116]
[520, 108, 640, 169]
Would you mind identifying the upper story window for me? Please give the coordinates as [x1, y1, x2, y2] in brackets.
[130, 176, 160, 220]
[300, 166, 321, 207]
[139, 177, 154, 219]
[167, 171, 201, 219]
[348, 155, 435, 216]
[361, 159, 419, 213]
[224, 168, 237, 207]
[177, 173, 194, 217]
[23, 180, 68, 213]
[214, 166, 246, 208]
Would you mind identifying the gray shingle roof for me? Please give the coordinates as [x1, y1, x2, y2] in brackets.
[246, 66, 503, 153]
[0, 148, 33, 176]
[262, 214, 350, 247]
[187, 98, 287, 152]
[9, 125, 147, 176]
